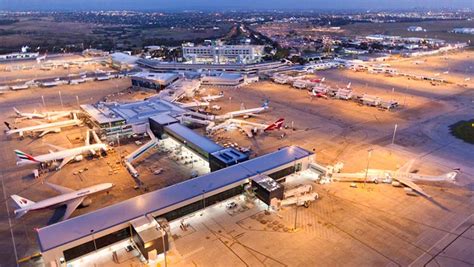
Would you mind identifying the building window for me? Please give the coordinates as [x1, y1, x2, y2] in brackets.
[63, 227, 132, 262]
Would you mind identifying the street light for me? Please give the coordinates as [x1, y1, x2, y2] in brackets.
[294, 193, 299, 231]
[364, 149, 373, 186]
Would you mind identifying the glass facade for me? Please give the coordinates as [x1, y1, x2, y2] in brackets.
[63, 227, 133, 262]
[161, 185, 244, 222]
[268, 163, 301, 182]
[61, 185, 245, 262]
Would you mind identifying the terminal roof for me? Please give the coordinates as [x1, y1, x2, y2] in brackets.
[164, 123, 223, 154]
[37, 146, 312, 252]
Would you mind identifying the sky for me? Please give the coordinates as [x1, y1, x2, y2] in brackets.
[0, 0, 473, 11]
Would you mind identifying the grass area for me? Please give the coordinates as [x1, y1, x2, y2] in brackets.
[450, 119, 474, 144]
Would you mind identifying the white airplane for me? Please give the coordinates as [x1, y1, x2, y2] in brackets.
[309, 88, 329, 99]
[4, 113, 82, 137]
[176, 101, 210, 109]
[211, 118, 284, 137]
[36, 55, 47, 63]
[13, 107, 77, 121]
[217, 100, 269, 120]
[201, 92, 224, 102]
[331, 160, 459, 198]
[15, 130, 108, 169]
[11, 182, 114, 220]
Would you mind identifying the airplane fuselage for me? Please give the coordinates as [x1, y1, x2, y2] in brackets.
[6, 119, 81, 136]
[16, 183, 113, 212]
[16, 143, 107, 166]
[333, 169, 455, 183]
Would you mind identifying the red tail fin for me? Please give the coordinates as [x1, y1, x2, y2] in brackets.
[264, 118, 284, 131]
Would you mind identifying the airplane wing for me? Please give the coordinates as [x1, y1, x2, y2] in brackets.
[397, 159, 415, 174]
[38, 128, 60, 137]
[395, 176, 432, 198]
[62, 197, 84, 220]
[240, 126, 254, 138]
[57, 156, 75, 170]
[46, 143, 66, 151]
[46, 182, 74, 194]
[30, 120, 44, 125]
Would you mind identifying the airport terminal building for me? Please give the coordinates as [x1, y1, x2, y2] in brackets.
[130, 72, 179, 91]
[37, 146, 314, 266]
[80, 99, 187, 141]
[182, 43, 264, 64]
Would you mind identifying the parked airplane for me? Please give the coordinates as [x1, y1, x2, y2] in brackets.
[211, 118, 284, 137]
[13, 107, 77, 121]
[309, 89, 328, 99]
[218, 100, 269, 120]
[202, 92, 224, 102]
[14, 130, 107, 169]
[176, 101, 210, 109]
[11, 182, 114, 220]
[310, 77, 325, 83]
[4, 113, 82, 137]
[331, 159, 458, 198]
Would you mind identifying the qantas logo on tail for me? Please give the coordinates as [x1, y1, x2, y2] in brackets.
[264, 118, 285, 131]
[14, 150, 39, 162]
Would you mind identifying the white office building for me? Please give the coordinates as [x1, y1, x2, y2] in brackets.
[182, 43, 264, 64]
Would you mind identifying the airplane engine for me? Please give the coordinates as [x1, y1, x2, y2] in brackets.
[80, 198, 92, 207]
[391, 181, 402, 187]
[74, 155, 84, 162]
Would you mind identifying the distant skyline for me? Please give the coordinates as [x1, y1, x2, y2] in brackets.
[0, 0, 473, 12]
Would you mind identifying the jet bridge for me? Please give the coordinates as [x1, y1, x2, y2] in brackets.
[124, 131, 159, 178]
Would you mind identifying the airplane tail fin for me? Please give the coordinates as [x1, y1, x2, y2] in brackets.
[11, 195, 35, 208]
[264, 118, 285, 131]
[446, 169, 460, 182]
[321, 77, 325, 82]
[4, 121, 12, 130]
[14, 150, 38, 163]
[262, 100, 269, 109]
[11, 195, 34, 217]
[346, 82, 352, 89]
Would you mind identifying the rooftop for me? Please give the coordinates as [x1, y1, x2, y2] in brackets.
[110, 52, 139, 65]
[37, 146, 312, 252]
[211, 148, 248, 164]
[82, 99, 186, 125]
[131, 72, 179, 84]
[252, 175, 283, 192]
[164, 123, 223, 154]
